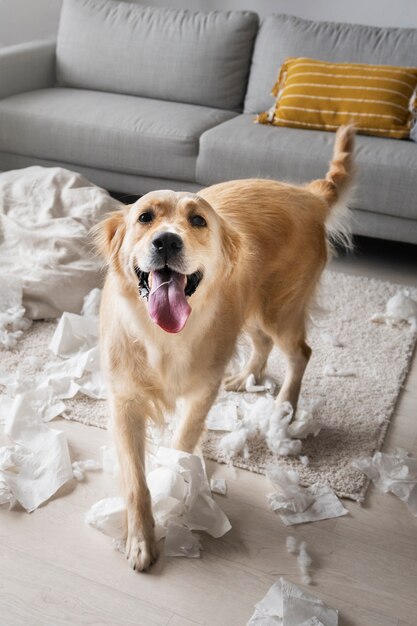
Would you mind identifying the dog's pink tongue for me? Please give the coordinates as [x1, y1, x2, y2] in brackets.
[148, 270, 191, 333]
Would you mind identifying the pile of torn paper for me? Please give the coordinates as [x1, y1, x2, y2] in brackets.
[216, 396, 322, 463]
[265, 464, 348, 526]
[371, 290, 417, 333]
[0, 289, 105, 510]
[353, 448, 417, 516]
[85, 446, 232, 557]
[247, 578, 338, 625]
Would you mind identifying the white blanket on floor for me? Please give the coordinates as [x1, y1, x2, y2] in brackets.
[0, 166, 121, 318]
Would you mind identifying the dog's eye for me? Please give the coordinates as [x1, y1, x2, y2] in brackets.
[138, 211, 154, 224]
[190, 215, 207, 228]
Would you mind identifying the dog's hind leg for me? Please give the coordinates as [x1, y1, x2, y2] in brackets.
[271, 330, 311, 411]
[223, 325, 273, 391]
[110, 393, 159, 572]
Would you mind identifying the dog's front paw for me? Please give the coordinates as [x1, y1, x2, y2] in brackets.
[126, 531, 159, 572]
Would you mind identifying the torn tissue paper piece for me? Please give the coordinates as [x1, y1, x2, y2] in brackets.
[371, 290, 417, 332]
[164, 521, 201, 558]
[297, 541, 313, 586]
[286, 535, 299, 555]
[210, 477, 227, 495]
[353, 448, 417, 516]
[285, 536, 313, 585]
[266, 465, 315, 514]
[266, 465, 348, 525]
[218, 428, 248, 460]
[206, 401, 239, 431]
[0, 276, 31, 350]
[323, 364, 355, 378]
[0, 408, 73, 511]
[217, 397, 322, 463]
[0, 288, 105, 435]
[86, 447, 231, 556]
[247, 578, 338, 626]
[72, 459, 101, 481]
[245, 373, 276, 394]
[85, 496, 126, 540]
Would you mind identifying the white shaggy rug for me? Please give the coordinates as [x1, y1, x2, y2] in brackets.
[1, 271, 416, 502]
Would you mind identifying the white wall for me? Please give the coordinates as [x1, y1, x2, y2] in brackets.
[0, 0, 416, 48]
[0, 0, 62, 47]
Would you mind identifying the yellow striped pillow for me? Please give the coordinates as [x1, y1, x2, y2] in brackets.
[257, 57, 417, 139]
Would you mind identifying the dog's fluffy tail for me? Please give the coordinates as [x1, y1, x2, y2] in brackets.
[308, 124, 356, 249]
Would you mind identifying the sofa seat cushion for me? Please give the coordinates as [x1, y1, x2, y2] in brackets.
[0, 88, 236, 181]
[196, 114, 417, 221]
[57, 0, 259, 111]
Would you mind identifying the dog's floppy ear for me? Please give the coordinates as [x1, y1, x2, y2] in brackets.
[91, 209, 127, 262]
[221, 221, 240, 271]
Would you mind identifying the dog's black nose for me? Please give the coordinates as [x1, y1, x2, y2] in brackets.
[152, 232, 183, 259]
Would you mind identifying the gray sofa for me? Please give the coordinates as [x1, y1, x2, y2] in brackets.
[0, 0, 416, 244]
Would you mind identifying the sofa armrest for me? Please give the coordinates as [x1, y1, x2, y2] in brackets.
[0, 40, 56, 100]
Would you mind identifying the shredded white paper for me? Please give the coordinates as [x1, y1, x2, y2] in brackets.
[371, 290, 417, 332]
[164, 521, 201, 558]
[247, 578, 338, 625]
[266, 465, 348, 526]
[245, 373, 276, 394]
[323, 364, 356, 378]
[210, 477, 227, 495]
[285, 536, 313, 585]
[0, 413, 73, 512]
[353, 448, 417, 516]
[86, 447, 231, 556]
[206, 400, 239, 432]
[0, 277, 31, 350]
[218, 428, 249, 460]
[286, 535, 299, 555]
[217, 396, 322, 462]
[297, 541, 313, 585]
[72, 458, 101, 481]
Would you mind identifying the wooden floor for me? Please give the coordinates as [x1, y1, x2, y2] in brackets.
[1, 237, 416, 626]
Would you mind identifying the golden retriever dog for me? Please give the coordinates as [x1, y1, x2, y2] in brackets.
[93, 125, 354, 572]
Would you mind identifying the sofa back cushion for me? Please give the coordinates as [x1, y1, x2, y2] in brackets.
[56, 0, 259, 111]
[244, 14, 417, 114]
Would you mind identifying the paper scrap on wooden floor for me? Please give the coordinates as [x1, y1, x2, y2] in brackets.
[210, 477, 227, 495]
[0, 408, 73, 511]
[266, 465, 348, 525]
[353, 448, 417, 516]
[86, 447, 231, 556]
[164, 521, 201, 558]
[285, 536, 313, 585]
[72, 458, 101, 481]
[247, 578, 338, 625]
[85, 496, 126, 540]
[371, 290, 417, 332]
[297, 541, 313, 585]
